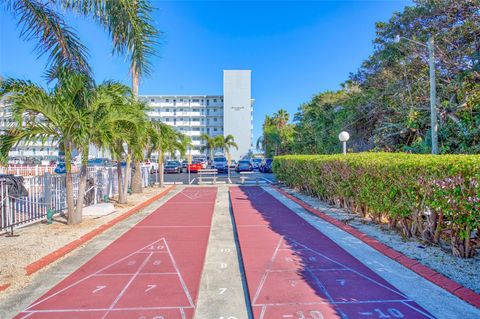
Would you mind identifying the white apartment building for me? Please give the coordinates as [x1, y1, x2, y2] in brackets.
[0, 70, 254, 161]
[141, 70, 253, 160]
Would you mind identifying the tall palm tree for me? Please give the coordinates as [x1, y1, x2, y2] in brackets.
[200, 133, 218, 162]
[0, 71, 133, 224]
[148, 122, 191, 187]
[3, 1, 160, 193]
[215, 134, 238, 158]
[273, 109, 289, 127]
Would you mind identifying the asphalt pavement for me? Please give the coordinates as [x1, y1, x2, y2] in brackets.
[160, 169, 276, 185]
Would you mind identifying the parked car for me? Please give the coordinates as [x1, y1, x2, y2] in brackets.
[164, 160, 182, 174]
[236, 160, 253, 172]
[251, 158, 262, 169]
[259, 158, 273, 173]
[181, 160, 188, 168]
[212, 156, 228, 172]
[229, 159, 237, 168]
[188, 160, 204, 173]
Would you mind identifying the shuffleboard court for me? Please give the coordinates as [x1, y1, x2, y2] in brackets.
[230, 186, 435, 319]
[15, 187, 217, 319]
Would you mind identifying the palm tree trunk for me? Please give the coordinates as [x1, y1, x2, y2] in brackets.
[130, 67, 143, 193]
[74, 152, 88, 224]
[158, 149, 164, 188]
[132, 160, 143, 193]
[64, 143, 77, 225]
[123, 150, 132, 199]
[117, 160, 127, 204]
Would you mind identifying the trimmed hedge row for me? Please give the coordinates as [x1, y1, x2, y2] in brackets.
[273, 153, 480, 258]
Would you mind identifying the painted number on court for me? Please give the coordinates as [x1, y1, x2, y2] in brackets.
[145, 284, 157, 293]
[282, 310, 324, 319]
[219, 287, 227, 294]
[92, 285, 106, 293]
[359, 308, 404, 318]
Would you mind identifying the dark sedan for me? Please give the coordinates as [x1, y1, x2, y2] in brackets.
[259, 158, 273, 173]
[236, 160, 253, 172]
[164, 160, 182, 173]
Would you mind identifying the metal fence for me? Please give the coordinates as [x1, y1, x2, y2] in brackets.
[1, 166, 152, 234]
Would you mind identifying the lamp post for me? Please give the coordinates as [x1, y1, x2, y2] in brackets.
[394, 34, 438, 154]
[338, 131, 350, 155]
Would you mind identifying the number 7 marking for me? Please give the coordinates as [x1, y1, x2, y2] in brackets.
[145, 284, 157, 292]
[92, 285, 106, 293]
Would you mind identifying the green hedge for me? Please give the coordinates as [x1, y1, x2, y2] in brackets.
[273, 153, 480, 258]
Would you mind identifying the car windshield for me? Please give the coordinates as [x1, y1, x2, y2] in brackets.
[266, 159, 273, 164]
[253, 158, 262, 163]
[166, 161, 178, 166]
[239, 160, 250, 164]
[214, 157, 226, 162]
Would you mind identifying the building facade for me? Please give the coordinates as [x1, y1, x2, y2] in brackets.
[0, 70, 253, 161]
[141, 70, 253, 160]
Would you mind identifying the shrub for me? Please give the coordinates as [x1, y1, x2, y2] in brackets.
[273, 153, 480, 258]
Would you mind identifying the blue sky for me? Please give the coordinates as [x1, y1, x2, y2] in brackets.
[0, 0, 411, 144]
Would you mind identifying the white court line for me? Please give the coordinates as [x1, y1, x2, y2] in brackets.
[23, 306, 194, 313]
[135, 225, 210, 228]
[252, 237, 283, 304]
[401, 301, 436, 319]
[101, 252, 154, 319]
[162, 201, 214, 204]
[259, 305, 267, 319]
[292, 239, 409, 299]
[334, 299, 413, 304]
[93, 272, 178, 276]
[180, 307, 186, 319]
[236, 224, 267, 227]
[189, 177, 196, 184]
[25, 238, 168, 310]
[164, 239, 195, 308]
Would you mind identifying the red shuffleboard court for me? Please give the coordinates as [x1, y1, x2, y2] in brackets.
[15, 187, 217, 319]
[230, 186, 435, 319]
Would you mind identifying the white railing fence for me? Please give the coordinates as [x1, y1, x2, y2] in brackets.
[1, 166, 152, 234]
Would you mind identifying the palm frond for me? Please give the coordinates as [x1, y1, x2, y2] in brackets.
[5, 0, 91, 78]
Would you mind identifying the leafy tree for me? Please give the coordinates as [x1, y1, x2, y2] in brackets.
[200, 133, 218, 161]
[148, 122, 191, 187]
[215, 134, 238, 158]
[0, 70, 133, 224]
[269, 0, 479, 155]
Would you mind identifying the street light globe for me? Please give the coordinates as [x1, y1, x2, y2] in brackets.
[338, 131, 350, 142]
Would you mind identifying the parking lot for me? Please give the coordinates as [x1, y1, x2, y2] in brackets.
[162, 169, 276, 185]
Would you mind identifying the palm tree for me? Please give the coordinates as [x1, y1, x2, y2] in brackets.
[273, 109, 289, 127]
[148, 122, 191, 187]
[0, 71, 133, 224]
[200, 133, 218, 162]
[215, 134, 238, 158]
[3, 1, 160, 194]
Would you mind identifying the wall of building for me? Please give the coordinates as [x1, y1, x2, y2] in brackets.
[223, 70, 253, 160]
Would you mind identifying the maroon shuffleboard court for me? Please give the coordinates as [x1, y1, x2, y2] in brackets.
[16, 187, 217, 319]
[230, 186, 435, 319]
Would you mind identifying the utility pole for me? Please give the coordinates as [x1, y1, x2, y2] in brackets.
[428, 36, 438, 154]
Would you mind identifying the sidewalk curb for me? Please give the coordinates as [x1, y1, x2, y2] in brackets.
[24, 186, 175, 277]
[273, 186, 480, 309]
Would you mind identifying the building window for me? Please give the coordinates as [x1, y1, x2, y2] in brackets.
[166, 99, 169, 102]
[180, 98, 183, 102]
[193, 108, 198, 112]
[214, 99, 217, 102]
[166, 108, 169, 112]
[180, 108, 183, 112]
[214, 108, 217, 112]
[214, 128, 218, 131]
[192, 99, 199, 102]
[166, 118, 169, 122]
[214, 118, 217, 121]
[150, 98, 155, 102]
